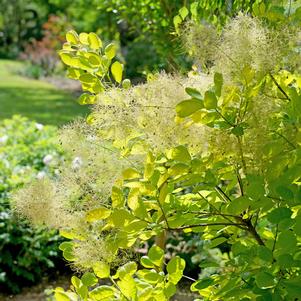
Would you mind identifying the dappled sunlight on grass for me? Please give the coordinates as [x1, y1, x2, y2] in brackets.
[0, 60, 88, 125]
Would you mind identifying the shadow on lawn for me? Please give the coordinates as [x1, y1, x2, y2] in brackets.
[0, 86, 88, 126]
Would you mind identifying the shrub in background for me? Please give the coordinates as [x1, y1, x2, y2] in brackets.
[20, 15, 71, 78]
[0, 115, 64, 293]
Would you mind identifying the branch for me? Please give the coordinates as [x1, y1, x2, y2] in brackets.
[215, 108, 235, 127]
[215, 186, 232, 203]
[197, 192, 247, 230]
[272, 224, 279, 253]
[243, 219, 265, 246]
[237, 136, 247, 174]
[273, 131, 296, 149]
[170, 222, 246, 231]
[236, 168, 244, 196]
[269, 73, 291, 102]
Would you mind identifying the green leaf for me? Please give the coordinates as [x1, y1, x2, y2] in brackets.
[88, 32, 102, 49]
[105, 43, 116, 59]
[111, 61, 123, 83]
[148, 245, 164, 267]
[176, 99, 203, 117]
[79, 73, 97, 84]
[267, 207, 292, 224]
[294, 216, 301, 236]
[77, 285, 88, 299]
[185, 87, 202, 100]
[93, 262, 110, 279]
[204, 91, 218, 109]
[257, 246, 273, 262]
[54, 291, 72, 301]
[111, 209, 135, 227]
[59, 53, 77, 67]
[71, 276, 81, 289]
[81, 272, 98, 287]
[86, 207, 111, 222]
[173, 15, 182, 33]
[79, 32, 89, 45]
[277, 254, 294, 268]
[117, 275, 136, 299]
[214, 72, 223, 97]
[88, 53, 102, 66]
[77, 93, 96, 105]
[122, 79, 131, 89]
[191, 277, 214, 291]
[170, 145, 191, 163]
[66, 30, 79, 45]
[115, 262, 137, 280]
[122, 168, 140, 180]
[140, 256, 155, 268]
[231, 126, 244, 136]
[227, 196, 251, 215]
[179, 6, 189, 20]
[59, 241, 73, 251]
[209, 237, 227, 248]
[255, 271, 275, 289]
[164, 282, 177, 298]
[276, 230, 297, 252]
[63, 249, 75, 261]
[141, 270, 163, 284]
[167, 256, 186, 284]
[276, 186, 294, 201]
[89, 286, 116, 300]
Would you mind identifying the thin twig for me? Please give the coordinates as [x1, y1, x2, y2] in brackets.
[269, 72, 291, 102]
[215, 186, 232, 203]
[273, 131, 296, 149]
[170, 222, 246, 231]
[197, 192, 245, 230]
[236, 168, 244, 196]
[215, 108, 235, 126]
[272, 224, 279, 253]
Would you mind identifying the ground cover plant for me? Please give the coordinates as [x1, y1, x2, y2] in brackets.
[13, 1, 301, 300]
[0, 116, 65, 293]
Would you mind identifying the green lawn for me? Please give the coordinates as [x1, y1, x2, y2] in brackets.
[0, 60, 88, 125]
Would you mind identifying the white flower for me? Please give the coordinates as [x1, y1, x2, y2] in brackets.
[43, 154, 53, 165]
[72, 156, 83, 169]
[0, 211, 10, 219]
[36, 171, 46, 179]
[0, 135, 8, 144]
[35, 123, 44, 130]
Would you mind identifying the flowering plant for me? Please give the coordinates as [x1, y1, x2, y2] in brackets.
[14, 2, 301, 300]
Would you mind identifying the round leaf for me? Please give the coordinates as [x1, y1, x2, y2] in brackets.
[176, 99, 203, 117]
[111, 61, 123, 83]
[255, 271, 275, 289]
[204, 91, 218, 109]
[88, 32, 102, 49]
[105, 43, 116, 59]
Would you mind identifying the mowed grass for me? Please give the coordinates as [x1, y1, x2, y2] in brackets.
[0, 60, 88, 125]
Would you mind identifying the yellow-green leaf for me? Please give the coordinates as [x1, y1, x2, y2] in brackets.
[86, 207, 111, 222]
[79, 32, 89, 45]
[111, 61, 123, 83]
[93, 262, 110, 278]
[66, 30, 79, 45]
[88, 32, 102, 49]
[105, 43, 116, 59]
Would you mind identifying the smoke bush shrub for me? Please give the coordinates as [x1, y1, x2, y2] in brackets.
[13, 2, 301, 300]
[0, 115, 64, 293]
